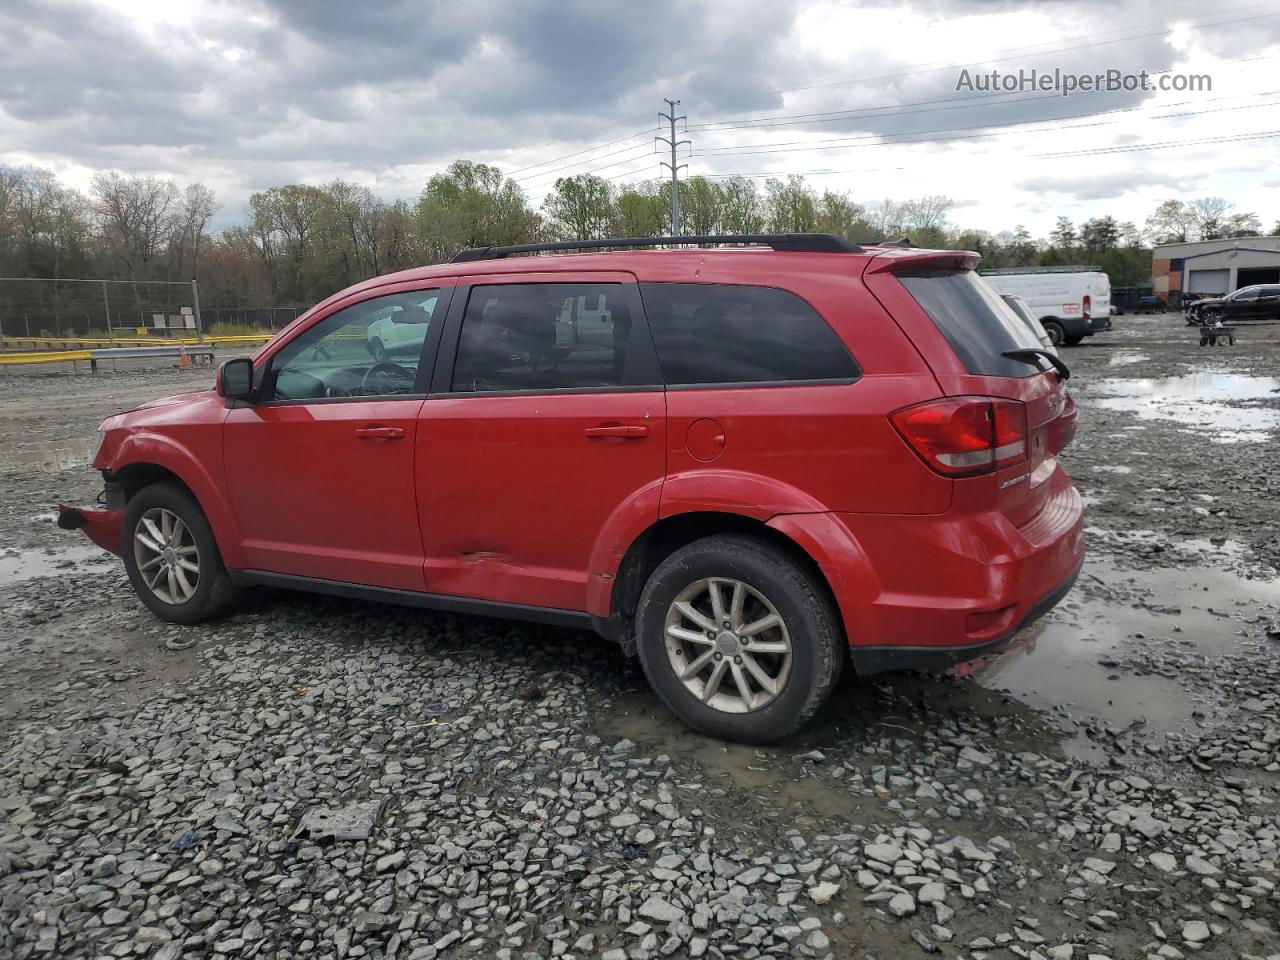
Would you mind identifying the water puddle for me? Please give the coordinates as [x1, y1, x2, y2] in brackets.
[0, 544, 116, 586]
[0, 438, 99, 472]
[972, 557, 1280, 756]
[1086, 372, 1280, 442]
[1107, 352, 1149, 366]
[595, 555, 1280, 770]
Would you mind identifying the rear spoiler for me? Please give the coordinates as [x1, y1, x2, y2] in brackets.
[865, 249, 980, 274]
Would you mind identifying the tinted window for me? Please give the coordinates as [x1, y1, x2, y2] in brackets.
[639, 283, 858, 386]
[271, 289, 441, 401]
[899, 271, 1044, 378]
[1262, 286, 1280, 298]
[451, 283, 640, 392]
[1233, 287, 1260, 301]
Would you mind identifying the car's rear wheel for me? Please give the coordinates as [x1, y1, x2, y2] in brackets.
[123, 483, 240, 625]
[370, 338, 388, 362]
[635, 534, 843, 744]
[1041, 320, 1064, 346]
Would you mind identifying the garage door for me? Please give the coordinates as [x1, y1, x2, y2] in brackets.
[1187, 269, 1228, 294]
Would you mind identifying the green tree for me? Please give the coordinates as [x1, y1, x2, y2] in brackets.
[417, 160, 532, 262]
[542, 174, 616, 240]
[680, 177, 723, 235]
[764, 176, 816, 233]
[1049, 216, 1077, 250]
[718, 177, 764, 233]
[614, 183, 666, 236]
[1080, 216, 1120, 253]
[815, 190, 871, 240]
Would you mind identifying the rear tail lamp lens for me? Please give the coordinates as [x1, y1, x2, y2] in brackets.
[1082, 294, 1092, 320]
[890, 397, 1028, 477]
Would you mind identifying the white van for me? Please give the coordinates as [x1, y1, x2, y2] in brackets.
[979, 268, 1112, 346]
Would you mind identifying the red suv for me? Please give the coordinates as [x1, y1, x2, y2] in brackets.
[60, 234, 1083, 743]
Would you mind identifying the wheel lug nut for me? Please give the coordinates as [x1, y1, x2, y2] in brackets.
[714, 653, 722, 661]
[706, 631, 716, 640]
[723, 621, 731, 629]
[734, 656, 742, 664]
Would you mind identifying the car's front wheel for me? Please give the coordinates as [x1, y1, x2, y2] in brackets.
[1041, 320, 1064, 346]
[635, 534, 843, 744]
[122, 483, 240, 625]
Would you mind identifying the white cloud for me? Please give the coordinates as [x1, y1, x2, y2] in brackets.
[1, 0, 1278, 236]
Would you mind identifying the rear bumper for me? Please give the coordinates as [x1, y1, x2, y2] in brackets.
[774, 469, 1084, 676]
[1089, 315, 1112, 333]
[847, 560, 1080, 674]
[57, 504, 124, 556]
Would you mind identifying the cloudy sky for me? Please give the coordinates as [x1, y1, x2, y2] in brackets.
[2, 0, 1278, 238]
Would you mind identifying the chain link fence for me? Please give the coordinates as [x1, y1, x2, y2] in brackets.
[0, 277, 304, 340]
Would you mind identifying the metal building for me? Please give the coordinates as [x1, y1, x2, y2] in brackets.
[1152, 236, 1280, 305]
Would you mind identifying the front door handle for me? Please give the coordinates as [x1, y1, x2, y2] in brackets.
[354, 425, 405, 440]
[585, 424, 648, 439]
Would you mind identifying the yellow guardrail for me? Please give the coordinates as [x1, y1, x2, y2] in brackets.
[1, 334, 273, 348]
[0, 350, 93, 365]
[1, 335, 272, 345]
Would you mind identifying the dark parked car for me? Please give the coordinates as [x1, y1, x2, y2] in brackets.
[1186, 285, 1280, 325]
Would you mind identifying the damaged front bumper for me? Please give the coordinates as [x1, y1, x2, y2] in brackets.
[57, 504, 124, 557]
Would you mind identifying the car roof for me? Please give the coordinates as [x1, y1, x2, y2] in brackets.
[297, 242, 980, 323]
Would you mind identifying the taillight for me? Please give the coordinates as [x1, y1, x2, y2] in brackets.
[890, 397, 1028, 477]
[1082, 294, 1091, 320]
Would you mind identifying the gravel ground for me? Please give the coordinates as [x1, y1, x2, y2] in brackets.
[1, 316, 1278, 960]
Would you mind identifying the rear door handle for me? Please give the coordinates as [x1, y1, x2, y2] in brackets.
[354, 425, 405, 440]
[584, 424, 648, 439]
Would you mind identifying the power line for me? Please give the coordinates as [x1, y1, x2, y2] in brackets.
[503, 127, 656, 178]
[762, 5, 1280, 95]
[685, 95, 1280, 160]
[512, 140, 659, 185]
[477, 115, 651, 168]
[685, 56, 1273, 135]
[1033, 128, 1280, 158]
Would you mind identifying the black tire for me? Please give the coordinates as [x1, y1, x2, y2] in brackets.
[370, 338, 388, 362]
[122, 483, 241, 625]
[1041, 320, 1064, 346]
[1063, 334, 1085, 346]
[635, 534, 844, 744]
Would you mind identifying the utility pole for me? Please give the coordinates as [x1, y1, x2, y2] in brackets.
[656, 98, 690, 236]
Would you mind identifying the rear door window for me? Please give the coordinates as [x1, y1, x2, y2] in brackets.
[638, 283, 859, 386]
[450, 282, 649, 393]
[898, 271, 1045, 378]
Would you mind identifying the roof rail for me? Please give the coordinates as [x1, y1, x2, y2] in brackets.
[450, 233, 863, 263]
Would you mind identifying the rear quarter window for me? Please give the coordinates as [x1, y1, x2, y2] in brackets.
[638, 283, 859, 386]
[898, 271, 1045, 378]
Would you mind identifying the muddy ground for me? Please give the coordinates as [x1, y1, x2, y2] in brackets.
[0, 317, 1278, 960]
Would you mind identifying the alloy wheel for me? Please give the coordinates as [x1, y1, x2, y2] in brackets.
[663, 577, 793, 714]
[133, 507, 200, 605]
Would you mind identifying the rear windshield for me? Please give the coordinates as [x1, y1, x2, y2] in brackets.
[898, 271, 1045, 378]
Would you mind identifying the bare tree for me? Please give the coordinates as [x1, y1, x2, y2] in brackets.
[91, 172, 180, 279]
[181, 183, 218, 278]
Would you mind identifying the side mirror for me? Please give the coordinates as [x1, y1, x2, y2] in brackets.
[217, 357, 255, 400]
